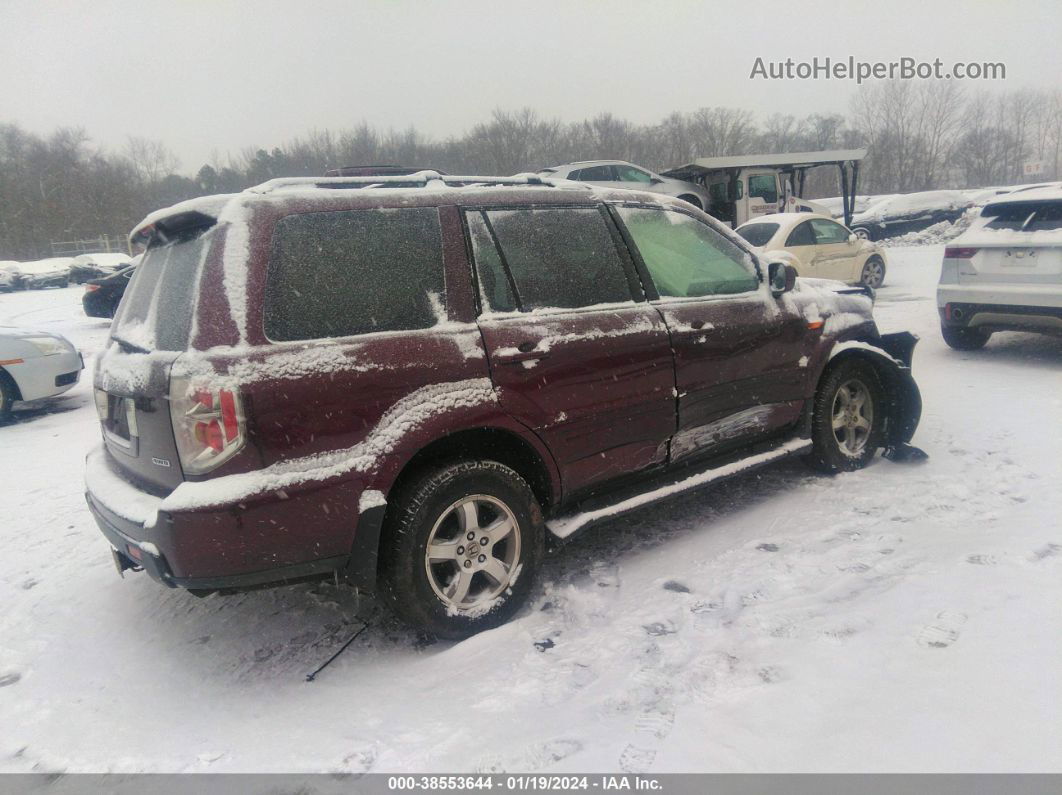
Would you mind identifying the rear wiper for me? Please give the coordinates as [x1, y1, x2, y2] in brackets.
[111, 335, 150, 354]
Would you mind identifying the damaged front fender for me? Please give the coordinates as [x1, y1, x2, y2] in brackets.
[829, 331, 924, 456]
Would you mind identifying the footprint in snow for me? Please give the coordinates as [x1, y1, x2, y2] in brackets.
[662, 580, 690, 593]
[757, 543, 779, 552]
[340, 746, 377, 775]
[917, 611, 967, 649]
[642, 621, 677, 637]
[0, 672, 21, 688]
[966, 554, 998, 566]
[618, 745, 656, 773]
[1031, 543, 1061, 561]
[476, 739, 582, 773]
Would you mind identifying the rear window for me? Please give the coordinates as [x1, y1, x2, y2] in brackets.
[983, 200, 1062, 232]
[112, 227, 212, 351]
[265, 208, 445, 341]
[736, 223, 778, 247]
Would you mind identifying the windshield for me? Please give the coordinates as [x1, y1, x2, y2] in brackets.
[112, 227, 212, 351]
[983, 200, 1062, 232]
[736, 223, 779, 247]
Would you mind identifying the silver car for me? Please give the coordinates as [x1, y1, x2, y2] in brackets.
[0, 327, 84, 418]
[538, 160, 711, 211]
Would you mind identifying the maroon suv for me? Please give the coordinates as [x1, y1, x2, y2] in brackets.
[86, 171, 923, 638]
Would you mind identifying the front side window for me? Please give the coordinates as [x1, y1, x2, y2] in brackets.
[786, 221, 816, 246]
[618, 207, 759, 298]
[614, 166, 653, 183]
[747, 174, 778, 203]
[470, 208, 633, 311]
[265, 208, 445, 341]
[810, 218, 850, 245]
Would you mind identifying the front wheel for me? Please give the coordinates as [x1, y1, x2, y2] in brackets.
[860, 256, 886, 289]
[941, 324, 991, 351]
[805, 358, 885, 473]
[379, 460, 544, 639]
[677, 194, 703, 210]
[0, 372, 15, 420]
[852, 227, 871, 241]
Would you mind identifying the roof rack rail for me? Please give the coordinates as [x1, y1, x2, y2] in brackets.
[245, 170, 577, 194]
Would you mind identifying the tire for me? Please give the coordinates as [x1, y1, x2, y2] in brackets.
[677, 194, 703, 210]
[0, 371, 15, 420]
[379, 460, 545, 639]
[860, 256, 886, 289]
[805, 358, 886, 473]
[852, 227, 871, 241]
[941, 324, 991, 350]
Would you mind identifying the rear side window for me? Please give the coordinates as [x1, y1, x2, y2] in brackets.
[469, 207, 633, 311]
[618, 207, 759, 298]
[984, 201, 1062, 232]
[736, 223, 779, 247]
[570, 165, 614, 182]
[265, 208, 445, 341]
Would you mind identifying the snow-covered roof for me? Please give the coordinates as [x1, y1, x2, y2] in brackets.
[246, 170, 584, 195]
[737, 212, 833, 230]
[665, 149, 867, 175]
[984, 185, 1062, 206]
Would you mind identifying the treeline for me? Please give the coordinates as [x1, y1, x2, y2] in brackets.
[2, 82, 1060, 260]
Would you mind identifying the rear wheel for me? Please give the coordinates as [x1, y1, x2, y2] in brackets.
[806, 358, 885, 473]
[677, 194, 703, 210]
[379, 460, 544, 639]
[852, 227, 871, 241]
[860, 256, 886, 289]
[941, 324, 991, 350]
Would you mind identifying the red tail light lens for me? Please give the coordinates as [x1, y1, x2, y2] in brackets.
[944, 247, 979, 259]
[169, 377, 246, 474]
[85, 284, 101, 292]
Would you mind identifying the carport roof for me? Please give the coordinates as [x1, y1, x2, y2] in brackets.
[664, 148, 868, 176]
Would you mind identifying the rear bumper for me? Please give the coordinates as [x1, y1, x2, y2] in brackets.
[937, 288, 1062, 334]
[84, 446, 386, 593]
[937, 283, 1062, 311]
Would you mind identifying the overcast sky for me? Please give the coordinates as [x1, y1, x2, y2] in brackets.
[2, 0, 1060, 173]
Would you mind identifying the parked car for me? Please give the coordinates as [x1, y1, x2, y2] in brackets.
[324, 164, 448, 177]
[937, 186, 1062, 350]
[68, 253, 132, 284]
[537, 160, 711, 210]
[850, 190, 972, 241]
[736, 213, 888, 289]
[0, 261, 18, 291]
[817, 194, 898, 220]
[8, 257, 75, 289]
[86, 173, 923, 639]
[0, 327, 84, 418]
[83, 261, 138, 318]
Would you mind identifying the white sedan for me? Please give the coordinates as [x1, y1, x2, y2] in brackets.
[937, 187, 1062, 350]
[0, 327, 84, 418]
[736, 212, 888, 288]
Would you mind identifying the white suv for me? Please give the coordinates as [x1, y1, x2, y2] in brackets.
[537, 160, 710, 211]
[937, 187, 1062, 349]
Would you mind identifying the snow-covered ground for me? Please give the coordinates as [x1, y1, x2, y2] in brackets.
[1, 248, 1059, 774]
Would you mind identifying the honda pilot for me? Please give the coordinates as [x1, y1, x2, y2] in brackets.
[86, 171, 923, 638]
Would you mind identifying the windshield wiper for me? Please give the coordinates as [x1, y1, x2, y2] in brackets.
[111, 335, 150, 354]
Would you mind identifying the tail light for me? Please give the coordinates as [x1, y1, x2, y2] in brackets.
[944, 247, 979, 259]
[85, 284, 101, 292]
[169, 377, 246, 474]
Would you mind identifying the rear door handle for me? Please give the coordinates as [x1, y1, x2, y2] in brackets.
[495, 342, 551, 364]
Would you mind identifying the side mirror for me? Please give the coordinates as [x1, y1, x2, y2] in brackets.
[768, 262, 797, 296]
[848, 233, 857, 244]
